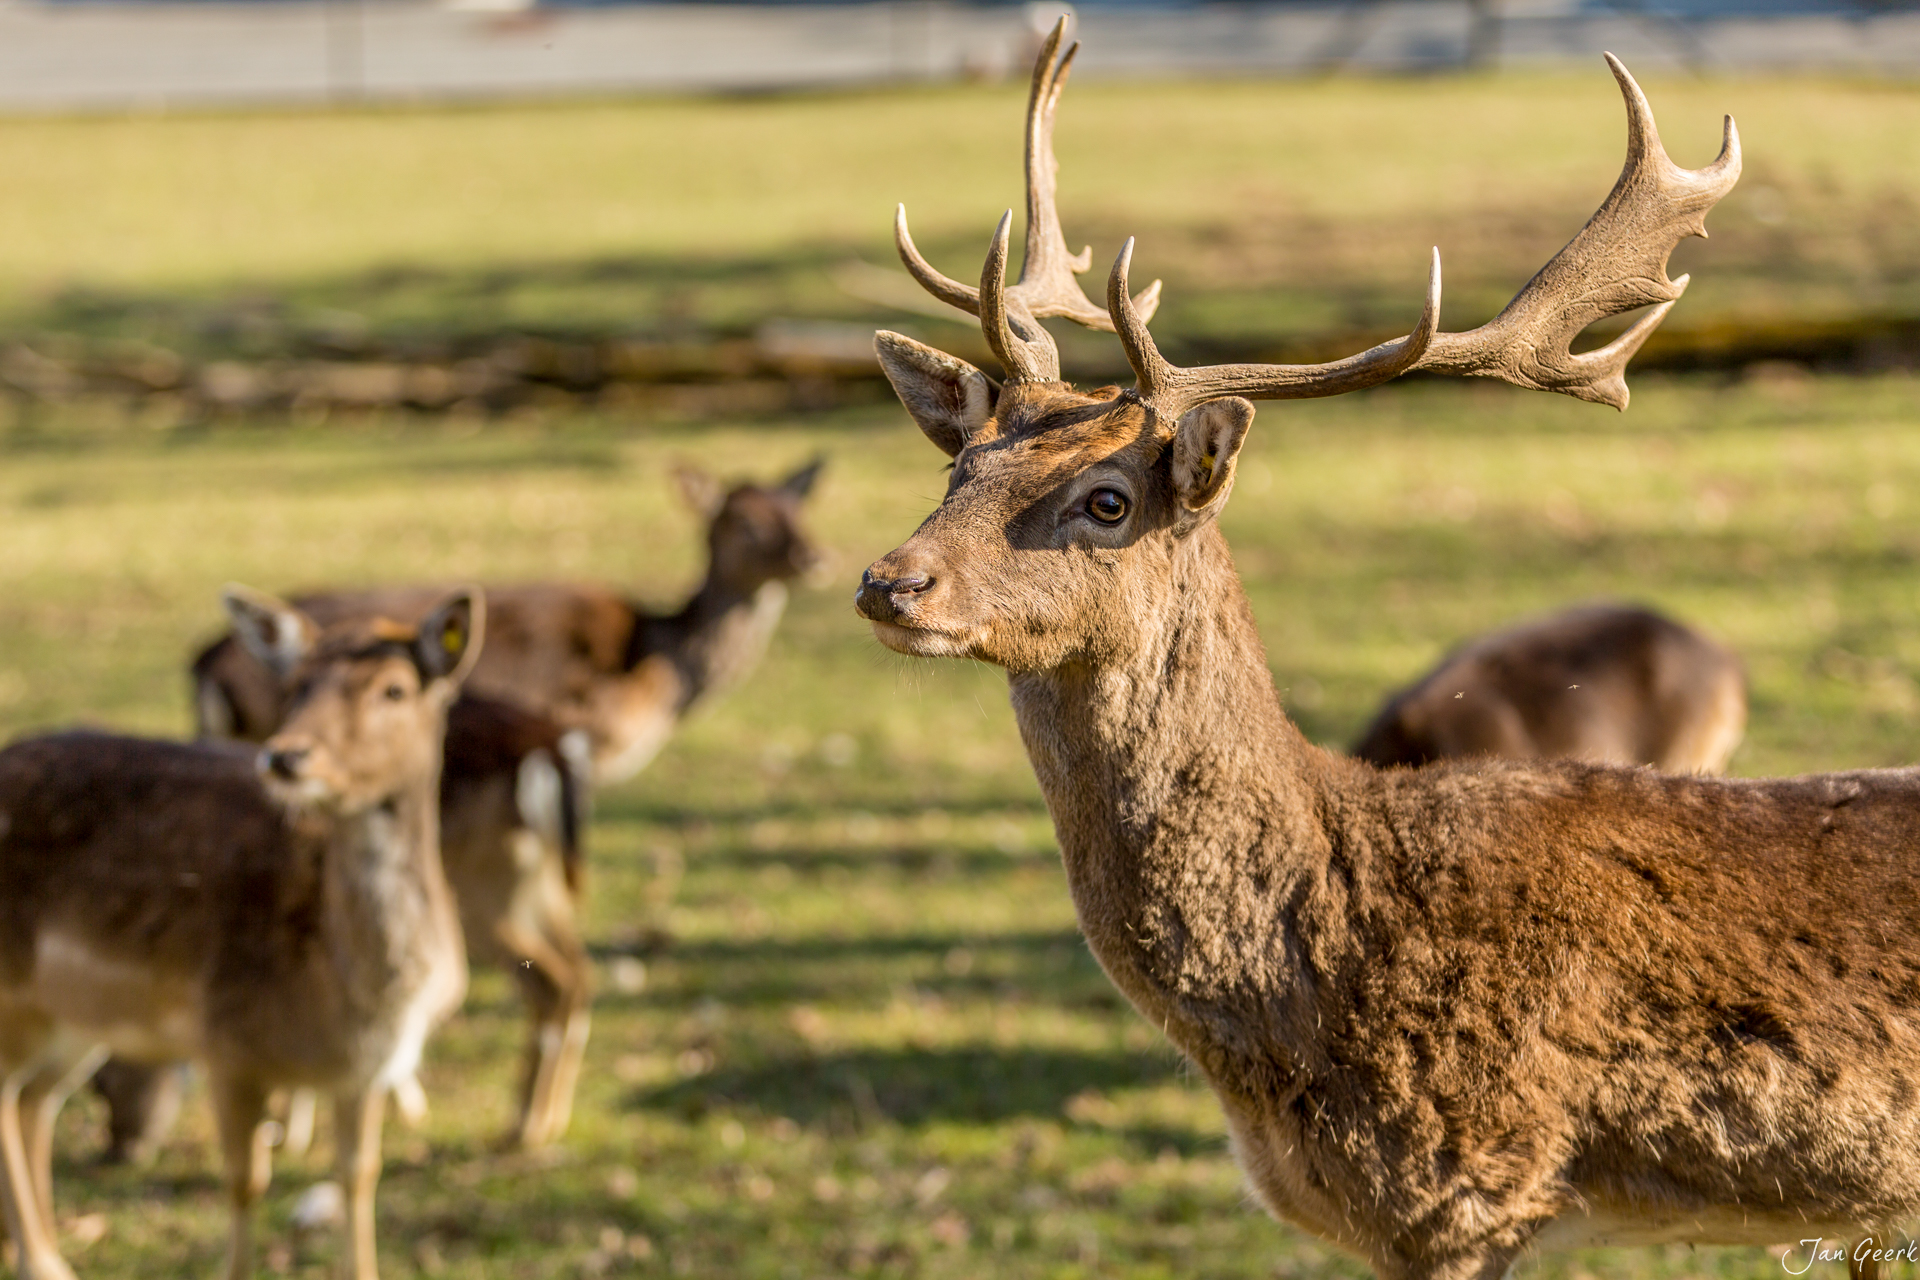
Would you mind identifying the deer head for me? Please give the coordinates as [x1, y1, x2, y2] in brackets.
[857, 25, 1738, 673]
[676, 458, 828, 594]
[225, 584, 484, 811]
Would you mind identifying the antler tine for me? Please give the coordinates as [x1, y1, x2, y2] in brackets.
[1109, 238, 1176, 405]
[895, 204, 977, 315]
[1111, 239, 1442, 422]
[981, 211, 1060, 383]
[892, 15, 1161, 343]
[1013, 22, 1162, 330]
[1413, 53, 1741, 409]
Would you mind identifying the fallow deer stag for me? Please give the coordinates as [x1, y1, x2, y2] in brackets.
[1352, 603, 1747, 774]
[852, 26, 1920, 1280]
[191, 459, 824, 785]
[0, 587, 476, 1280]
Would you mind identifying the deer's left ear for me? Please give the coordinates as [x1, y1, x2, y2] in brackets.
[1171, 398, 1254, 513]
[780, 455, 826, 500]
[415, 589, 485, 687]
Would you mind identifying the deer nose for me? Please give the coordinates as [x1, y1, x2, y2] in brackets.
[261, 745, 310, 782]
[855, 563, 935, 624]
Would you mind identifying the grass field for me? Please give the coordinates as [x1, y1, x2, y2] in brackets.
[4, 367, 1918, 1278]
[5, 54, 1919, 1280]
[3, 69, 1920, 363]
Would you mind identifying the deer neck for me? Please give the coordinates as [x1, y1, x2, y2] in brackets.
[633, 573, 789, 714]
[1007, 522, 1334, 1078]
[317, 764, 465, 1023]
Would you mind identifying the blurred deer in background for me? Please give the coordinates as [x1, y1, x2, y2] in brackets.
[87, 693, 590, 1161]
[116, 462, 825, 1159]
[854, 25, 1920, 1280]
[0, 588, 476, 1280]
[191, 459, 825, 784]
[92, 462, 822, 1162]
[436, 694, 593, 1149]
[1352, 603, 1746, 773]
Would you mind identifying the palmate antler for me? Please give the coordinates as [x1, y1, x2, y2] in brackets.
[1412, 54, 1740, 409]
[1105, 53, 1740, 421]
[894, 17, 1161, 383]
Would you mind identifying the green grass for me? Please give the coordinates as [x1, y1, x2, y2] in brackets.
[11, 370, 1920, 1277]
[4, 71, 1920, 360]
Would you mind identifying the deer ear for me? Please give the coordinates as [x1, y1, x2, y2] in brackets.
[415, 589, 485, 687]
[874, 331, 996, 458]
[1171, 398, 1255, 513]
[672, 465, 726, 519]
[223, 585, 316, 681]
[779, 455, 826, 500]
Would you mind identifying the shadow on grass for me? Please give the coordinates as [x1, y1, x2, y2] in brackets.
[22, 245, 871, 354]
[595, 792, 1051, 826]
[689, 842, 1048, 877]
[633, 1044, 1180, 1132]
[593, 928, 1123, 1011]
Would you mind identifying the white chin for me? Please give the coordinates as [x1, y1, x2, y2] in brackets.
[263, 776, 337, 808]
[869, 621, 974, 658]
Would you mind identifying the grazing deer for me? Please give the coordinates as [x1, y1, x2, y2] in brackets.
[1352, 604, 1747, 774]
[0, 587, 476, 1280]
[853, 27, 1920, 1280]
[190, 459, 825, 785]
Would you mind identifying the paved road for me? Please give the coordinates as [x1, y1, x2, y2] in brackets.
[0, 1, 1915, 113]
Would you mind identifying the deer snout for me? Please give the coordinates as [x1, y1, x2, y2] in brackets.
[261, 744, 312, 782]
[856, 562, 935, 625]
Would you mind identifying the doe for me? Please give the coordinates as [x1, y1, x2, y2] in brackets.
[1352, 603, 1746, 774]
[0, 587, 477, 1280]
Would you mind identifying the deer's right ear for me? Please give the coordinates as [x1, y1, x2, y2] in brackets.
[223, 585, 316, 681]
[874, 331, 996, 458]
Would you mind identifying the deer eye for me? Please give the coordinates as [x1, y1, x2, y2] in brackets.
[384, 683, 407, 701]
[1085, 489, 1129, 524]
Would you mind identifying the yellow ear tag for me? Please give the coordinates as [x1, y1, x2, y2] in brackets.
[442, 621, 463, 657]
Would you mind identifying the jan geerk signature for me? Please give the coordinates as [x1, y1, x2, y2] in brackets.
[1783, 1238, 1920, 1273]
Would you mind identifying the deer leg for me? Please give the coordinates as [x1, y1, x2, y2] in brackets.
[389, 1075, 428, 1130]
[502, 915, 591, 1148]
[1850, 1236, 1885, 1280]
[18, 1042, 107, 1245]
[278, 1087, 318, 1158]
[93, 1058, 186, 1167]
[540, 1004, 592, 1146]
[333, 1084, 387, 1280]
[0, 1062, 77, 1280]
[1374, 1239, 1525, 1280]
[210, 1073, 272, 1280]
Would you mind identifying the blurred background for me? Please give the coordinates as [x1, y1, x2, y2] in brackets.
[5, 3, 1920, 1277]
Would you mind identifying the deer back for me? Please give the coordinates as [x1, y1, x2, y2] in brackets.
[0, 733, 302, 1035]
[1351, 604, 1746, 773]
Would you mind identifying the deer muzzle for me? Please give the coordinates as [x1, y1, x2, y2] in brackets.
[855, 563, 935, 626]
[256, 735, 343, 806]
